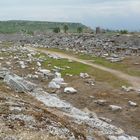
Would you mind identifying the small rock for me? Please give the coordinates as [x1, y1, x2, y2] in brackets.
[64, 87, 77, 94]
[128, 101, 137, 107]
[122, 86, 134, 92]
[37, 62, 41, 67]
[109, 105, 122, 111]
[94, 100, 107, 106]
[80, 73, 90, 78]
[85, 79, 95, 86]
[89, 96, 95, 99]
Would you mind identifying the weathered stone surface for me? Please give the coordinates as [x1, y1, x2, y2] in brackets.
[0, 68, 9, 79]
[4, 73, 35, 92]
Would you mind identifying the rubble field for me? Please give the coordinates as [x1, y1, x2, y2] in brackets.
[0, 33, 140, 140]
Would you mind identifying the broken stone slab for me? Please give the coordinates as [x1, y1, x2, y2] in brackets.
[19, 61, 26, 69]
[27, 53, 32, 58]
[37, 61, 41, 67]
[31, 88, 71, 109]
[94, 99, 107, 106]
[48, 54, 61, 59]
[8, 114, 35, 124]
[4, 73, 36, 92]
[84, 79, 95, 86]
[66, 108, 124, 136]
[48, 72, 67, 89]
[54, 66, 65, 71]
[6, 61, 11, 66]
[38, 69, 53, 78]
[107, 57, 124, 63]
[80, 73, 90, 79]
[26, 74, 39, 79]
[64, 87, 77, 94]
[0, 57, 4, 60]
[122, 86, 134, 92]
[109, 105, 122, 111]
[48, 81, 61, 89]
[128, 101, 137, 107]
[0, 68, 9, 79]
[52, 77, 65, 85]
[55, 72, 61, 78]
[108, 135, 138, 140]
[39, 69, 51, 75]
[66, 73, 73, 77]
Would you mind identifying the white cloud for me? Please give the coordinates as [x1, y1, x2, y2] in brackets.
[0, 0, 140, 30]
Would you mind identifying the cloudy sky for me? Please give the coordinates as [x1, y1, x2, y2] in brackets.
[0, 0, 140, 30]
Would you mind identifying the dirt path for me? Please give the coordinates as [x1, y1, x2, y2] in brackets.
[28, 47, 140, 89]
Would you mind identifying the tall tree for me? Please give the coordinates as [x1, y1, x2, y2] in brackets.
[77, 27, 83, 33]
[63, 25, 69, 33]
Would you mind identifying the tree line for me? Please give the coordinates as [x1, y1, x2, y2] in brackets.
[53, 25, 83, 33]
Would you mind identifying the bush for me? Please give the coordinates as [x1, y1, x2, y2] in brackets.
[53, 27, 60, 33]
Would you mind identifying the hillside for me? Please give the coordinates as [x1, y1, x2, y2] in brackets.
[0, 20, 90, 34]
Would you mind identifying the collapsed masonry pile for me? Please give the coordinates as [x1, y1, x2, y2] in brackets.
[0, 68, 138, 140]
[18, 33, 140, 62]
[1, 33, 140, 63]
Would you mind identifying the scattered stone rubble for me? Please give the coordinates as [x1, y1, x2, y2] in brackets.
[0, 35, 140, 139]
[48, 72, 67, 89]
[1, 33, 140, 63]
[0, 68, 138, 140]
[14, 33, 140, 62]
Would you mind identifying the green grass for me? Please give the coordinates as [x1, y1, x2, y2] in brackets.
[40, 48, 140, 77]
[34, 53, 130, 88]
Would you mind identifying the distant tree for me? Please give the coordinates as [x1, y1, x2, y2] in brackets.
[53, 27, 60, 33]
[77, 27, 83, 33]
[63, 25, 69, 33]
[120, 30, 128, 34]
